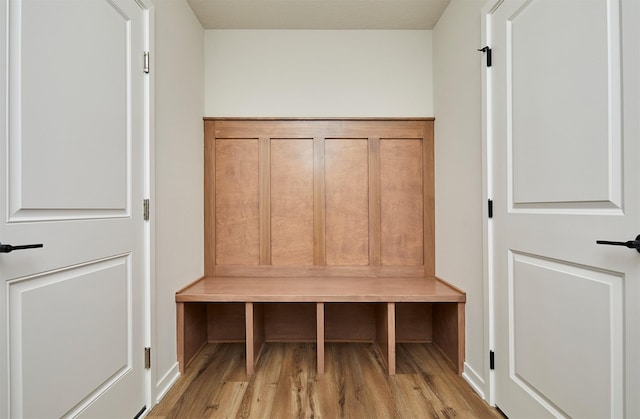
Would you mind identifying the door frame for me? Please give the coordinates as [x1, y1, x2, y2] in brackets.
[479, 0, 503, 409]
[139, 0, 156, 413]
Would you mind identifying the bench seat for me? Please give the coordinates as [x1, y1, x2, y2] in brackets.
[176, 276, 466, 303]
[176, 276, 465, 376]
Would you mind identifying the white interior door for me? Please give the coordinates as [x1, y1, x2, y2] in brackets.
[0, 0, 147, 417]
[490, 0, 640, 417]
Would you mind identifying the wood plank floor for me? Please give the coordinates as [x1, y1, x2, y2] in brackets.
[148, 342, 503, 419]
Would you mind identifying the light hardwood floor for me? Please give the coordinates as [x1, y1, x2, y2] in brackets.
[148, 342, 503, 418]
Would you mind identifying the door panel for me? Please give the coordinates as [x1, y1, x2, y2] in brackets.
[490, 0, 638, 417]
[509, 252, 622, 419]
[509, 0, 616, 207]
[11, 257, 130, 418]
[0, 0, 146, 417]
[17, 0, 129, 212]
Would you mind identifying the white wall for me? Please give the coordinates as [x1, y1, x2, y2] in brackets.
[152, 0, 204, 402]
[433, 0, 488, 400]
[204, 30, 433, 117]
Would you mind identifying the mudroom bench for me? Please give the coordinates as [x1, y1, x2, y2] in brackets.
[176, 118, 467, 378]
[176, 275, 465, 376]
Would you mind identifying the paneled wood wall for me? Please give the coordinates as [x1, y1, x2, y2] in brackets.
[204, 119, 434, 277]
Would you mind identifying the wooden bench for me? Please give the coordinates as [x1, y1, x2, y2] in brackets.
[176, 276, 465, 376]
[176, 118, 466, 377]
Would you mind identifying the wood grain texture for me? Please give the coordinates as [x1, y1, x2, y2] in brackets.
[325, 139, 369, 265]
[433, 302, 466, 374]
[204, 122, 216, 276]
[213, 264, 425, 278]
[316, 303, 325, 374]
[324, 303, 376, 342]
[177, 302, 207, 374]
[148, 342, 502, 419]
[246, 302, 266, 375]
[368, 137, 382, 266]
[380, 139, 424, 266]
[176, 276, 466, 303]
[396, 302, 433, 342]
[423, 121, 435, 275]
[380, 140, 424, 265]
[259, 138, 271, 265]
[207, 303, 246, 342]
[313, 137, 326, 266]
[374, 303, 390, 373]
[215, 139, 260, 265]
[263, 302, 316, 342]
[271, 139, 314, 265]
[207, 118, 434, 140]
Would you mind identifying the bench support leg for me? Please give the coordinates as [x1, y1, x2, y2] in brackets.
[316, 302, 325, 374]
[245, 302, 265, 375]
[375, 302, 396, 375]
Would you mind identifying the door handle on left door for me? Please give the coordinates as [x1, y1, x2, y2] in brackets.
[0, 242, 44, 253]
[596, 235, 640, 253]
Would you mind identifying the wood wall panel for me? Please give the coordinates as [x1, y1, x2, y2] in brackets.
[380, 140, 424, 266]
[207, 303, 246, 342]
[423, 124, 435, 275]
[215, 139, 260, 265]
[325, 303, 376, 341]
[263, 302, 317, 341]
[206, 119, 434, 274]
[271, 140, 314, 265]
[204, 130, 216, 276]
[325, 139, 369, 265]
[396, 302, 432, 342]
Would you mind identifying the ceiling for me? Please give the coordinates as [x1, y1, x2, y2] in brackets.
[186, 0, 451, 30]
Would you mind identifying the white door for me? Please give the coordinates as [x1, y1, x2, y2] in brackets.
[490, 0, 639, 417]
[0, 0, 147, 417]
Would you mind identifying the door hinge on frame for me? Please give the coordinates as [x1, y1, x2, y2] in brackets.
[478, 46, 492, 67]
[488, 199, 494, 219]
[144, 347, 151, 369]
[143, 51, 150, 74]
[143, 199, 150, 221]
[490, 350, 495, 370]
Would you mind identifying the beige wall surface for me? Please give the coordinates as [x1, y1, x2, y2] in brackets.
[152, 0, 204, 402]
[204, 30, 433, 117]
[433, 0, 487, 399]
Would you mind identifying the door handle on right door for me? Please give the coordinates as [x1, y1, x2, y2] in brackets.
[0, 242, 44, 253]
[596, 235, 640, 253]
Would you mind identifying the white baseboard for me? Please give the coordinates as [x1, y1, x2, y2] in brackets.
[155, 362, 180, 404]
[463, 362, 486, 401]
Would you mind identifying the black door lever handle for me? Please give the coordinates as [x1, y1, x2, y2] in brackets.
[596, 235, 640, 253]
[0, 242, 44, 253]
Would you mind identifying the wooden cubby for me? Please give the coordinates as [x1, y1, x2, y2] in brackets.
[176, 119, 466, 376]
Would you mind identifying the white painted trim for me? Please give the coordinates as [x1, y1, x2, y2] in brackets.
[154, 363, 180, 405]
[463, 362, 487, 401]
[140, 1, 156, 413]
[480, 0, 502, 408]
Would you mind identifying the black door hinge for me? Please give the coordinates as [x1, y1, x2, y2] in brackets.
[490, 350, 495, 370]
[488, 199, 494, 218]
[478, 46, 492, 67]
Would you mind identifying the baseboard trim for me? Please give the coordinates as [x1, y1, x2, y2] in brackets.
[155, 362, 180, 404]
[463, 362, 486, 400]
